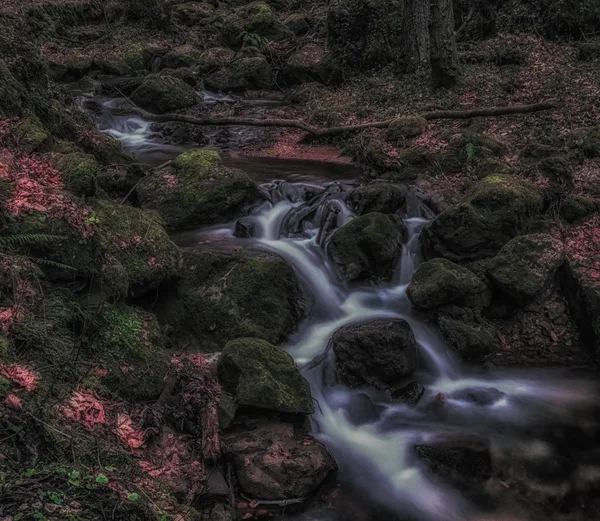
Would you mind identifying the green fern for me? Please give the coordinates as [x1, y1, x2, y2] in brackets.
[34, 258, 76, 271]
[0, 233, 66, 247]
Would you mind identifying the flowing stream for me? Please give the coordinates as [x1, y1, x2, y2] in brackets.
[93, 104, 600, 521]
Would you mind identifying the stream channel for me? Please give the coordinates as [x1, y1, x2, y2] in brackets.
[84, 92, 600, 521]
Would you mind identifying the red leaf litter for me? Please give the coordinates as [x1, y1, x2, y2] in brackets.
[0, 279, 37, 333]
[565, 215, 600, 283]
[4, 394, 23, 409]
[0, 153, 93, 237]
[61, 387, 107, 431]
[117, 412, 146, 451]
[0, 362, 40, 391]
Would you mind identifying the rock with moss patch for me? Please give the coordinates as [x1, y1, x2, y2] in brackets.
[131, 74, 197, 113]
[387, 116, 428, 142]
[437, 307, 499, 360]
[284, 13, 309, 35]
[286, 43, 331, 84]
[421, 175, 543, 262]
[164, 249, 306, 350]
[51, 152, 98, 197]
[14, 117, 49, 153]
[328, 213, 406, 281]
[197, 47, 236, 73]
[94, 44, 148, 76]
[138, 150, 260, 229]
[408, 258, 490, 310]
[92, 305, 169, 401]
[171, 2, 215, 26]
[561, 194, 600, 223]
[487, 233, 564, 301]
[347, 184, 406, 216]
[223, 2, 292, 46]
[218, 337, 314, 414]
[204, 55, 272, 91]
[157, 68, 197, 86]
[332, 319, 418, 389]
[163, 44, 204, 69]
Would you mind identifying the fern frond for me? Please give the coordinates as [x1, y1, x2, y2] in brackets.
[0, 233, 66, 247]
[34, 258, 76, 271]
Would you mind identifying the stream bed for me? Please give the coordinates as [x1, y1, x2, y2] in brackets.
[90, 96, 600, 521]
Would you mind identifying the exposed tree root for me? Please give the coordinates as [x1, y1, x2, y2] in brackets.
[118, 101, 557, 137]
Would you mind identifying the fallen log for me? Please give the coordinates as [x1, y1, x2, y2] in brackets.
[118, 100, 557, 138]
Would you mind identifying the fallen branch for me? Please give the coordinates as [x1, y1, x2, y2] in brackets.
[117, 101, 557, 138]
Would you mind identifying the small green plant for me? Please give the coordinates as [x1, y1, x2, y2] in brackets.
[127, 492, 140, 502]
[95, 473, 109, 485]
[88, 215, 101, 225]
[46, 491, 64, 505]
[241, 31, 262, 49]
[466, 141, 476, 161]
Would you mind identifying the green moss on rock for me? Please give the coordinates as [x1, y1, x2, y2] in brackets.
[138, 150, 260, 229]
[487, 233, 564, 301]
[386, 116, 428, 142]
[286, 44, 331, 84]
[51, 152, 98, 197]
[421, 175, 543, 262]
[171, 2, 215, 26]
[218, 337, 314, 414]
[347, 183, 406, 216]
[407, 258, 490, 310]
[328, 213, 406, 281]
[131, 74, 197, 113]
[164, 249, 306, 350]
[197, 47, 236, 73]
[437, 307, 499, 360]
[91, 305, 169, 401]
[14, 117, 49, 152]
[163, 44, 204, 69]
[204, 55, 272, 91]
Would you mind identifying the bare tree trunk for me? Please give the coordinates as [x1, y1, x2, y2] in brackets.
[429, 0, 461, 88]
[402, 0, 431, 71]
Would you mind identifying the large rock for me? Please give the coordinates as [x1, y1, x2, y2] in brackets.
[137, 150, 260, 229]
[487, 233, 565, 301]
[327, 213, 406, 281]
[386, 116, 428, 142]
[163, 44, 204, 69]
[346, 183, 406, 216]
[204, 54, 272, 91]
[437, 307, 499, 360]
[197, 47, 236, 73]
[171, 2, 215, 26]
[131, 74, 197, 113]
[407, 258, 490, 310]
[286, 43, 331, 84]
[223, 422, 336, 500]
[50, 152, 98, 197]
[223, 2, 292, 47]
[421, 175, 543, 262]
[332, 319, 418, 389]
[218, 338, 314, 414]
[164, 249, 307, 350]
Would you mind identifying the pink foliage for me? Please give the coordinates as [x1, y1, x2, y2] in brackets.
[565, 215, 600, 283]
[0, 362, 40, 391]
[4, 394, 23, 409]
[61, 387, 107, 431]
[412, 131, 449, 153]
[162, 173, 179, 187]
[117, 412, 146, 451]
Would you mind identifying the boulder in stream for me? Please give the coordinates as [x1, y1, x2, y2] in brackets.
[346, 183, 406, 216]
[223, 422, 336, 500]
[204, 53, 272, 91]
[487, 233, 565, 301]
[407, 258, 490, 310]
[332, 319, 418, 389]
[137, 150, 261, 229]
[391, 381, 425, 406]
[218, 338, 314, 414]
[327, 212, 406, 281]
[130, 73, 197, 113]
[421, 175, 543, 262]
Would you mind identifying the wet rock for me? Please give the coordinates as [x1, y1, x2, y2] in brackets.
[421, 175, 543, 262]
[286, 43, 331, 84]
[386, 116, 428, 142]
[162, 248, 307, 350]
[332, 319, 418, 389]
[218, 338, 313, 414]
[328, 213, 406, 281]
[407, 258, 490, 310]
[223, 422, 336, 500]
[346, 183, 406, 216]
[204, 54, 272, 91]
[452, 387, 505, 406]
[344, 392, 381, 425]
[130, 74, 197, 113]
[137, 150, 260, 229]
[219, 392, 238, 430]
[437, 307, 499, 360]
[415, 436, 492, 484]
[391, 381, 425, 405]
[487, 233, 565, 301]
[234, 217, 257, 238]
[162, 44, 204, 69]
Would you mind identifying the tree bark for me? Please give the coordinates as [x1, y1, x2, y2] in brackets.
[429, 0, 461, 88]
[402, 0, 431, 71]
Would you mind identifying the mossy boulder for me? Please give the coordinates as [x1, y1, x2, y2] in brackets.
[561, 194, 600, 223]
[346, 184, 406, 216]
[327, 213, 406, 281]
[437, 307, 499, 360]
[421, 175, 543, 262]
[131, 74, 197, 113]
[94, 44, 149, 76]
[487, 233, 565, 301]
[581, 126, 600, 158]
[386, 116, 428, 142]
[137, 150, 260, 229]
[164, 249, 306, 350]
[157, 67, 197, 87]
[91, 305, 169, 401]
[223, 2, 293, 47]
[204, 55, 272, 91]
[14, 117, 49, 153]
[284, 13, 309, 35]
[51, 152, 98, 197]
[407, 258, 490, 310]
[171, 2, 215, 26]
[332, 319, 418, 389]
[286, 43, 331, 84]
[218, 337, 314, 414]
[197, 47, 236, 73]
[162, 44, 204, 69]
